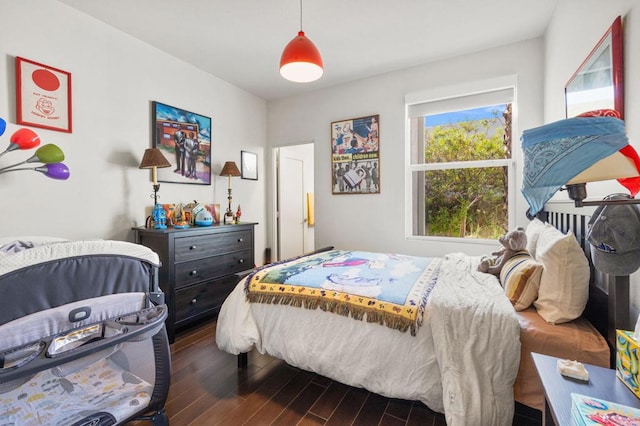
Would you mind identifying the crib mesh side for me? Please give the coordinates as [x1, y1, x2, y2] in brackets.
[0, 295, 170, 426]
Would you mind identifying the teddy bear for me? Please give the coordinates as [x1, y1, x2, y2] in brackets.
[477, 227, 527, 277]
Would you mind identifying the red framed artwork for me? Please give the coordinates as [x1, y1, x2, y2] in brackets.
[16, 57, 72, 133]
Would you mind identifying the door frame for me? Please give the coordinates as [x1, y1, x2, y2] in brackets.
[271, 141, 315, 262]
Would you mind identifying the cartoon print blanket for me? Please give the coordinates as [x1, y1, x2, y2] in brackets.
[245, 250, 441, 336]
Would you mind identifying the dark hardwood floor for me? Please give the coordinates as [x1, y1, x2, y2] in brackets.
[131, 319, 542, 425]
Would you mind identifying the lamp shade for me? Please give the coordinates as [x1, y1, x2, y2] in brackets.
[567, 151, 639, 184]
[280, 31, 323, 83]
[2, 128, 40, 155]
[26, 144, 65, 164]
[220, 161, 241, 177]
[521, 113, 634, 215]
[36, 162, 70, 180]
[139, 148, 171, 169]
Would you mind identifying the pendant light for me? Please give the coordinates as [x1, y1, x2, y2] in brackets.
[279, 0, 323, 83]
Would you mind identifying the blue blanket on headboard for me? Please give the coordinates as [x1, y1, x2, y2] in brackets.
[521, 115, 627, 215]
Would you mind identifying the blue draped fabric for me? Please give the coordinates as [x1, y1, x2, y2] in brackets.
[521, 116, 628, 215]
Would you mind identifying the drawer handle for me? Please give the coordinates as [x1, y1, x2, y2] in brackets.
[190, 270, 198, 276]
[191, 298, 197, 305]
[238, 259, 244, 264]
[189, 245, 197, 250]
[238, 238, 244, 243]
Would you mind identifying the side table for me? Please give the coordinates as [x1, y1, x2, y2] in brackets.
[532, 352, 640, 425]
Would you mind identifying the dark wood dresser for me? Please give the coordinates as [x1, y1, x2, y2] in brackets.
[133, 223, 256, 342]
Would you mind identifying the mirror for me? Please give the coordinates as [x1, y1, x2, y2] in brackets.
[565, 16, 624, 118]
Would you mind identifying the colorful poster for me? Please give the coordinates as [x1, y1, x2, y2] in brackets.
[331, 114, 380, 194]
[16, 57, 72, 133]
[152, 101, 211, 185]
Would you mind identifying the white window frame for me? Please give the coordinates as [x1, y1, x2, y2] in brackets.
[404, 75, 517, 242]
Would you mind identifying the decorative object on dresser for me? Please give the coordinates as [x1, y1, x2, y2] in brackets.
[139, 147, 171, 229]
[220, 161, 241, 224]
[134, 223, 256, 343]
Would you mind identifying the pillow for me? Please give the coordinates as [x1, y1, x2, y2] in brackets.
[533, 224, 589, 324]
[500, 250, 542, 311]
[525, 218, 546, 259]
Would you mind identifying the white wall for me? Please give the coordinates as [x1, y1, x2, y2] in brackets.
[267, 39, 545, 257]
[0, 0, 268, 261]
[544, 0, 640, 313]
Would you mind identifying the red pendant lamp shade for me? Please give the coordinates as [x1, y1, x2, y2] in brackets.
[280, 30, 323, 83]
[280, 0, 323, 83]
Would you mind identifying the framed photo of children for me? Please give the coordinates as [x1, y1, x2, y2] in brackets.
[16, 57, 72, 133]
[152, 101, 212, 185]
[331, 114, 379, 194]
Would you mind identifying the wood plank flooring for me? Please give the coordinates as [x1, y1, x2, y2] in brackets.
[130, 319, 542, 425]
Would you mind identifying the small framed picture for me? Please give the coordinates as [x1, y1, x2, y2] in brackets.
[16, 57, 72, 133]
[241, 150, 258, 180]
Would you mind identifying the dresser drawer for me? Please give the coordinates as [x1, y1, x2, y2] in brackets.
[175, 249, 252, 288]
[174, 275, 238, 324]
[134, 223, 255, 343]
[175, 230, 253, 262]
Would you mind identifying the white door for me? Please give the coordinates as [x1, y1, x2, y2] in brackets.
[278, 154, 305, 260]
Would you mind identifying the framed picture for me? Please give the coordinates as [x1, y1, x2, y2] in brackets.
[16, 57, 72, 133]
[152, 101, 211, 185]
[205, 203, 221, 224]
[331, 114, 380, 194]
[241, 150, 258, 180]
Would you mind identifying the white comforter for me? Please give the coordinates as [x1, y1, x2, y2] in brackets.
[216, 252, 520, 425]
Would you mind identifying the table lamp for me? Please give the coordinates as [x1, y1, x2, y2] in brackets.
[521, 109, 640, 216]
[220, 161, 241, 224]
[139, 148, 171, 228]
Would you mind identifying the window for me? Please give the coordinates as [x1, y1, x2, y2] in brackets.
[406, 78, 516, 240]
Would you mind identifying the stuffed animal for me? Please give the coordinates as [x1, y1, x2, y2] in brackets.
[478, 227, 527, 276]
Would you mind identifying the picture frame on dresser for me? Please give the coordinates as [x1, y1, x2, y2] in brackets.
[133, 223, 256, 343]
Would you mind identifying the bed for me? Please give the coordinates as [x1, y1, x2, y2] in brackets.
[0, 238, 171, 426]
[216, 206, 621, 425]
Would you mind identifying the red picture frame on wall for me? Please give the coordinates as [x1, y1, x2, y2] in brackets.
[16, 56, 72, 133]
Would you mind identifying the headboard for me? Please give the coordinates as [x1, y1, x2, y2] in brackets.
[538, 203, 631, 362]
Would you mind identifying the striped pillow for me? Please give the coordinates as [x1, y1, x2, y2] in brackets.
[500, 251, 543, 311]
